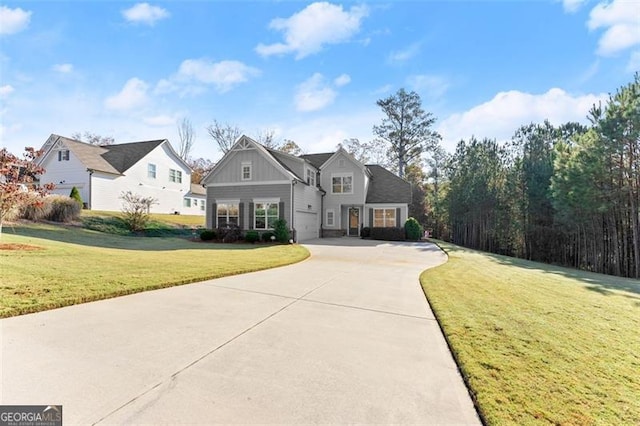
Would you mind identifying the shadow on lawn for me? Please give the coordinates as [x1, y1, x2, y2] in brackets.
[5, 224, 264, 252]
[443, 242, 640, 298]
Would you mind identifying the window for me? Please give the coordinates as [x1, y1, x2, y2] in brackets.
[331, 174, 353, 194]
[169, 169, 182, 183]
[241, 162, 252, 181]
[373, 208, 396, 228]
[184, 198, 191, 207]
[306, 168, 315, 187]
[193, 199, 198, 207]
[326, 209, 335, 227]
[255, 202, 278, 230]
[58, 150, 70, 161]
[217, 203, 239, 226]
[148, 163, 156, 179]
[201, 204, 205, 211]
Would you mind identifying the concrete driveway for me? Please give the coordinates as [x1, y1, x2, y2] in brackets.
[1, 238, 480, 425]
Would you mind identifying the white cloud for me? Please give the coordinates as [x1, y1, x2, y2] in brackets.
[143, 114, 176, 126]
[438, 88, 607, 151]
[334, 74, 351, 87]
[104, 78, 149, 111]
[388, 42, 421, 63]
[588, 0, 640, 55]
[0, 6, 31, 35]
[176, 59, 260, 93]
[0, 84, 15, 98]
[256, 2, 368, 59]
[561, 0, 587, 13]
[295, 73, 337, 112]
[407, 74, 450, 99]
[52, 63, 73, 73]
[122, 3, 169, 26]
[627, 50, 640, 72]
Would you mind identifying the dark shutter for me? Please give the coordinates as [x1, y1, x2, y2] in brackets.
[396, 208, 401, 227]
[279, 201, 285, 221]
[369, 208, 373, 228]
[211, 203, 217, 228]
[239, 202, 245, 229]
[249, 202, 254, 229]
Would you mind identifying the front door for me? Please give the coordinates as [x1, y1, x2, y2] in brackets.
[348, 207, 359, 236]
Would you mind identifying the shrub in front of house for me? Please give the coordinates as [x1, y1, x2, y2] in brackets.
[200, 229, 217, 241]
[47, 195, 81, 222]
[404, 217, 423, 241]
[244, 230, 260, 243]
[361, 226, 371, 238]
[217, 224, 242, 243]
[20, 194, 53, 221]
[273, 219, 290, 243]
[69, 186, 83, 207]
[370, 227, 406, 241]
[261, 231, 275, 242]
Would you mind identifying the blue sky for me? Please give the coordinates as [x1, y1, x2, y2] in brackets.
[1, 1, 638, 161]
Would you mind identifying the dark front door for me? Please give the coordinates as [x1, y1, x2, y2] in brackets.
[348, 207, 359, 236]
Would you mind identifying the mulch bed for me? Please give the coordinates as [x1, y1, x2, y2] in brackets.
[0, 243, 44, 251]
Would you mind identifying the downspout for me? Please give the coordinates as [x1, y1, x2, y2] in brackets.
[320, 188, 326, 238]
[291, 180, 297, 242]
[87, 169, 94, 210]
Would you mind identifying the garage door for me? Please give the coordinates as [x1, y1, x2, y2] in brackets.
[295, 211, 319, 242]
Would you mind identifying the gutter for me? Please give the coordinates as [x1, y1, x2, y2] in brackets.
[87, 168, 93, 210]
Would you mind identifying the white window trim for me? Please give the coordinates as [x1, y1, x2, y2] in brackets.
[306, 168, 316, 187]
[148, 163, 156, 179]
[253, 199, 280, 230]
[326, 209, 335, 227]
[216, 200, 240, 226]
[169, 168, 182, 184]
[373, 208, 397, 228]
[241, 161, 252, 181]
[331, 172, 354, 194]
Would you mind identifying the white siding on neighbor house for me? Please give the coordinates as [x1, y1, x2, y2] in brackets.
[91, 143, 191, 213]
[38, 148, 91, 203]
[183, 194, 206, 215]
[209, 149, 289, 184]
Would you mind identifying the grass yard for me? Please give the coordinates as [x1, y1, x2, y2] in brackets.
[81, 209, 205, 227]
[420, 241, 640, 425]
[0, 223, 308, 318]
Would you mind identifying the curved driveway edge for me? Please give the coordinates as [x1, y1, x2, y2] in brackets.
[1, 238, 480, 425]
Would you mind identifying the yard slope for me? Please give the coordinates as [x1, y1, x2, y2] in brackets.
[420, 241, 640, 425]
[1, 223, 308, 318]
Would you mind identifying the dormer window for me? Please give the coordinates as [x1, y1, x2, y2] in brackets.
[58, 150, 70, 161]
[331, 173, 353, 194]
[241, 162, 252, 181]
[306, 168, 315, 187]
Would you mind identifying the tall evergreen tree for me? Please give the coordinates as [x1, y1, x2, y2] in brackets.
[372, 88, 440, 178]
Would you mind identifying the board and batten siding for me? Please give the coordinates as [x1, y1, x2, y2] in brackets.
[38, 148, 91, 202]
[206, 184, 292, 229]
[210, 149, 289, 184]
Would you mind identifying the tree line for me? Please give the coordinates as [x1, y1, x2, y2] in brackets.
[423, 75, 639, 279]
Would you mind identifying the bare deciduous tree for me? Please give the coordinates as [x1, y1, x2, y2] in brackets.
[206, 120, 242, 154]
[177, 118, 195, 160]
[255, 129, 278, 149]
[71, 131, 115, 145]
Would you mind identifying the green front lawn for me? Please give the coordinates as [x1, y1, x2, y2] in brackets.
[0, 223, 308, 318]
[421, 241, 640, 425]
[81, 209, 205, 227]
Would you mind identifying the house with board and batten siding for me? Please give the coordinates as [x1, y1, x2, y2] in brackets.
[202, 135, 411, 242]
[36, 134, 203, 215]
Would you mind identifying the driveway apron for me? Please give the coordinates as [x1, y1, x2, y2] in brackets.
[1, 239, 480, 425]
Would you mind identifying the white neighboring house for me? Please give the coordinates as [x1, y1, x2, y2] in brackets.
[36, 134, 202, 215]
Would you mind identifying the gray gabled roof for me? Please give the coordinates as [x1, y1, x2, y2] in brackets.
[42, 134, 167, 175]
[299, 152, 333, 169]
[365, 164, 412, 204]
